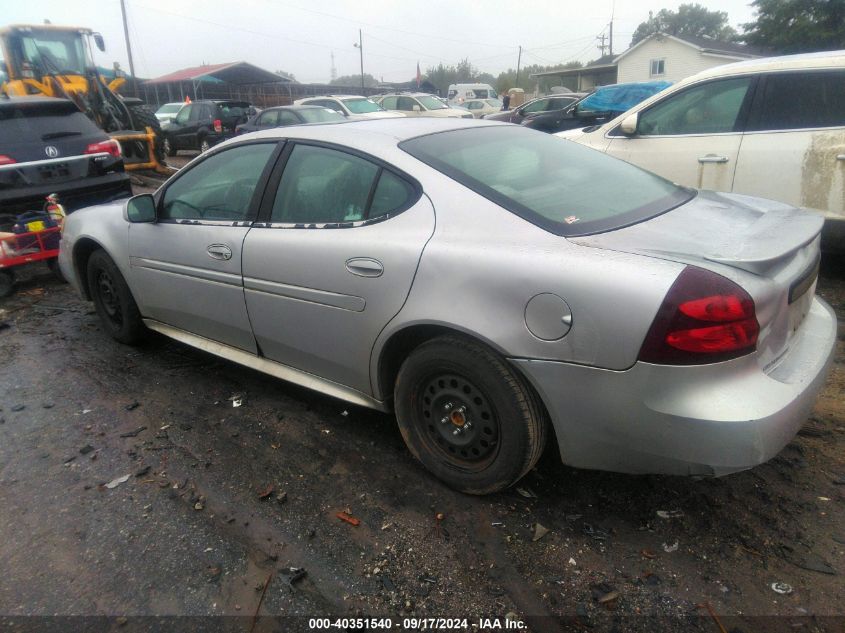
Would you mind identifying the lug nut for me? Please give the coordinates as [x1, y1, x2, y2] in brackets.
[452, 427, 463, 436]
[443, 402, 453, 411]
[440, 416, 449, 424]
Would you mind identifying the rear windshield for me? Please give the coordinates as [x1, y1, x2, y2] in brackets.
[299, 108, 345, 123]
[400, 125, 693, 236]
[0, 105, 98, 143]
[342, 98, 382, 114]
[417, 95, 447, 110]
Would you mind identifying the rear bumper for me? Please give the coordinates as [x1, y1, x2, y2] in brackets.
[0, 173, 132, 214]
[512, 296, 837, 476]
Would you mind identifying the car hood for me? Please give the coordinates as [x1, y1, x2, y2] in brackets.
[569, 190, 824, 276]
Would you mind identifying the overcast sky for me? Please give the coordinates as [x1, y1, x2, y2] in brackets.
[3, 0, 759, 83]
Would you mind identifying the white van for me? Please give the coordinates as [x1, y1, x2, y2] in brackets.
[447, 83, 498, 105]
[557, 51, 845, 250]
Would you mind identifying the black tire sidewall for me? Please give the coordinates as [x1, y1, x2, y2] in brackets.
[0, 270, 15, 298]
[395, 337, 540, 494]
[86, 251, 144, 344]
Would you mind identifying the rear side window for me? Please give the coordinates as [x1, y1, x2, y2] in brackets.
[0, 106, 99, 143]
[638, 77, 751, 135]
[753, 70, 845, 131]
[271, 144, 414, 224]
[401, 126, 692, 236]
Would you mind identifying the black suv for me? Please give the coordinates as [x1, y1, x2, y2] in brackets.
[0, 97, 132, 214]
[162, 100, 253, 155]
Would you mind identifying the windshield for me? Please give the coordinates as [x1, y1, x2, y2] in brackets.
[400, 126, 693, 236]
[299, 108, 345, 123]
[342, 98, 383, 114]
[577, 81, 672, 114]
[417, 95, 447, 110]
[156, 104, 183, 115]
[16, 30, 89, 75]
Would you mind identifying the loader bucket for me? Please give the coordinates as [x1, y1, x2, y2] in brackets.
[110, 127, 169, 174]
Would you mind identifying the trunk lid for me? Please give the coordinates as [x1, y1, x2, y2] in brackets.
[570, 190, 824, 373]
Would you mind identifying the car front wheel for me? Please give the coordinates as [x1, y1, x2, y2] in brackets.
[163, 137, 176, 157]
[394, 335, 547, 494]
[199, 138, 210, 153]
[87, 250, 146, 345]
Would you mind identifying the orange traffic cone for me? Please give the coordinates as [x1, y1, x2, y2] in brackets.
[185, 96, 192, 104]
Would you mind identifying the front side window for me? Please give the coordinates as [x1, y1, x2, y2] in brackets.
[270, 145, 413, 224]
[637, 77, 752, 136]
[380, 96, 398, 110]
[161, 143, 276, 221]
[754, 70, 845, 131]
[417, 95, 447, 110]
[400, 126, 692, 237]
[650, 59, 665, 77]
[258, 110, 279, 127]
[175, 105, 192, 124]
[522, 99, 549, 114]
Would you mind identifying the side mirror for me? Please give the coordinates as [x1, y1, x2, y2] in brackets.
[127, 194, 156, 223]
[93, 33, 105, 52]
[620, 113, 638, 136]
[412, 105, 421, 113]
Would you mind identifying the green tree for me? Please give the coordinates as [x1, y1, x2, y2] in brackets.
[742, 0, 845, 53]
[330, 74, 379, 88]
[631, 3, 738, 46]
[496, 62, 582, 94]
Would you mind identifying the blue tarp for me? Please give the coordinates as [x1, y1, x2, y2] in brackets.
[578, 81, 672, 114]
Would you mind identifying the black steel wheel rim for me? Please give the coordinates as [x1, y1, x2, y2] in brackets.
[96, 269, 122, 325]
[418, 373, 500, 472]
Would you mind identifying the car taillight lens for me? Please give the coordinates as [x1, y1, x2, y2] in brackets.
[638, 266, 759, 365]
[0, 155, 17, 166]
[85, 139, 122, 159]
[213, 118, 223, 133]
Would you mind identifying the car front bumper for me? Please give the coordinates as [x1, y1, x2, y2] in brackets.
[512, 296, 838, 477]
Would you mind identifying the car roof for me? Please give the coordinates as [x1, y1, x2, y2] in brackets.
[682, 49, 845, 82]
[0, 96, 78, 113]
[242, 117, 487, 147]
[264, 105, 334, 111]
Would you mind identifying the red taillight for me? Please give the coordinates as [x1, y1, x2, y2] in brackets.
[85, 139, 122, 159]
[638, 266, 759, 365]
[213, 118, 223, 133]
[0, 155, 17, 166]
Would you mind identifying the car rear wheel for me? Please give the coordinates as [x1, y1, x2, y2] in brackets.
[163, 136, 176, 157]
[394, 335, 547, 494]
[87, 250, 145, 345]
[199, 138, 210, 153]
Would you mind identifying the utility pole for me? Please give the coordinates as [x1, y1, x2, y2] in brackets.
[353, 30, 364, 94]
[119, 0, 137, 97]
[609, 20, 613, 56]
[515, 45, 522, 89]
[596, 33, 609, 56]
[330, 51, 337, 82]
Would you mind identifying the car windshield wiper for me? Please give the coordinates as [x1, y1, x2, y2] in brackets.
[41, 131, 82, 140]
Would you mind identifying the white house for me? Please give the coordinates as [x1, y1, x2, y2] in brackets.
[531, 33, 763, 91]
[615, 33, 763, 83]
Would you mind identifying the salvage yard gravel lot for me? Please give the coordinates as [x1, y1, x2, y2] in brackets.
[0, 239, 843, 631]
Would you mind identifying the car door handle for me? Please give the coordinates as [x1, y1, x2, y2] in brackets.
[698, 155, 729, 164]
[207, 244, 232, 260]
[837, 154, 845, 161]
[346, 257, 384, 278]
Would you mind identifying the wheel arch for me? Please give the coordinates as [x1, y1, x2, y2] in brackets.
[72, 237, 107, 300]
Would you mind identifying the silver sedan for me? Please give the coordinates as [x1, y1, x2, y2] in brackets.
[59, 118, 837, 494]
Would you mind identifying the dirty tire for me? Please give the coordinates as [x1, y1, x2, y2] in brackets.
[199, 137, 211, 153]
[163, 136, 176, 157]
[0, 269, 15, 298]
[86, 250, 145, 345]
[127, 103, 166, 162]
[46, 258, 66, 283]
[394, 335, 547, 495]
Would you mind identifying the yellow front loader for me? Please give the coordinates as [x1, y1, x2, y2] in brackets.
[1, 24, 167, 173]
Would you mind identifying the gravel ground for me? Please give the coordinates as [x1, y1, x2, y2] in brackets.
[0, 191, 842, 633]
